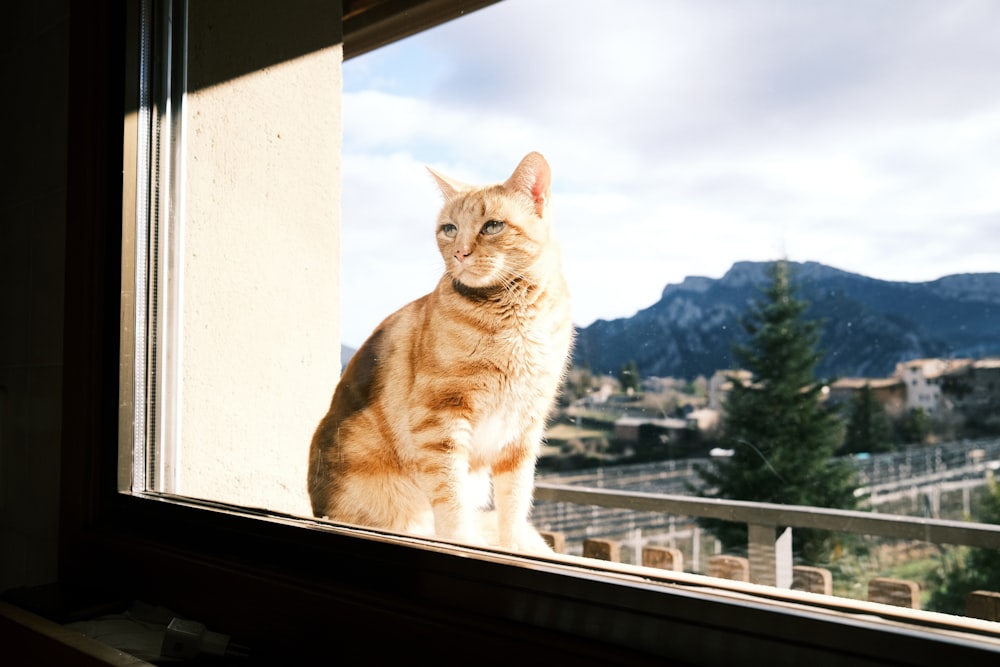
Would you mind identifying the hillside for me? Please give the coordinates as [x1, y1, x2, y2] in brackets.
[573, 261, 1000, 380]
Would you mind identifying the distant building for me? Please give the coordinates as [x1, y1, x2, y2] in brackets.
[894, 358, 973, 414]
[707, 369, 753, 410]
[827, 377, 906, 417]
[704, 357, 1000, 438]
[686, 407, 720, 432]
[613, 416, 688, 443]
[575, 374, 618, 407]
[939, 358, 1000, 432]
[640, 376, 674, 393]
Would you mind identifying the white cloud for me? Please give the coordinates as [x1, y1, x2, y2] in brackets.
[339, 0, 1000, 347]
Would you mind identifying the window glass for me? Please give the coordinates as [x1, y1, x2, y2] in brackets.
[129, 0, 342, 515]
[128, 0, 1000, 629]
[341, 0, 1000, 620]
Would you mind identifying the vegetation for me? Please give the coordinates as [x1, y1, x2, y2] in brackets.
[927, 479, 1000, 615]
[896, 407, 932, 445]
[561, 366, 597, 403]
[841, 383, 895, 454]
[546, 261, 997, 614]
[695, 261, 859, 562]
[618, 360, 641, 394]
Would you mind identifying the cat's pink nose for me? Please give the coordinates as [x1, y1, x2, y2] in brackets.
[454, 248, 471, 261]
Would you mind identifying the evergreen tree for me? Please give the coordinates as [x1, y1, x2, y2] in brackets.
[841, 384, 894, 454]
[897, 407, 932, 445]
[696, 261, 858, 562]
[619, 360, 641, 394]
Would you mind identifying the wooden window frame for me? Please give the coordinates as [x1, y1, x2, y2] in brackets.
[59, 1, 1000, 664]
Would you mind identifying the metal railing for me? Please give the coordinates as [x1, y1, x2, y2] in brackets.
[533, 482, 1000, 588]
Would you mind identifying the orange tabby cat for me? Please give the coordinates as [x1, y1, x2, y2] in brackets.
[308, 152, 572, 553]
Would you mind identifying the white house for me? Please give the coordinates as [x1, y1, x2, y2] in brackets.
[893, 358, 972, 414]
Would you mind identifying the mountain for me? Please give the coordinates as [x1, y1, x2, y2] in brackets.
[341, 344, 356, 369]
[572, 261, 1000, 380]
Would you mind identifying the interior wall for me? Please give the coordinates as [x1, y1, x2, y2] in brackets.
[0, 0, 344, 594]
[0, 0, 71, 594]
[172, 1, 342, 515]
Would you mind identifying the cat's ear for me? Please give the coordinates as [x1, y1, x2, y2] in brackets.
[427, 166, 468, 201]
[505, 152, 551, 217]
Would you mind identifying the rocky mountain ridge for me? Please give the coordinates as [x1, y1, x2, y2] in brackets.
[573, 261, 1000, 380]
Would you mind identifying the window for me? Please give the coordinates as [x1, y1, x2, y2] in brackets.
[341, 0, 1000, 623]
[69, 1, 1000, 664]
[122, 0, 342, 515]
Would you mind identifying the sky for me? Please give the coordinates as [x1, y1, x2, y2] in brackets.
[339, 0, 1000, 348]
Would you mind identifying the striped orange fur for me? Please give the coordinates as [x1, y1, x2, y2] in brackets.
[308, 152, 573, 553]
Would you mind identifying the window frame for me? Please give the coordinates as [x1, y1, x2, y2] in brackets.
[60, 1, 1000, 664]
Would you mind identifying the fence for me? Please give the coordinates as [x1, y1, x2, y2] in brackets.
[533, 482, 1000, 618]
[532, 438, 1000, 619]
[533, 438, 1000, 548]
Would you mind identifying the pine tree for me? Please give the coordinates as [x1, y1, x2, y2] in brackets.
[897, 407, 932, 445]
[841, 383, 894, 454]
[619, 360, 641, 394]
[696, 261, 858, 562]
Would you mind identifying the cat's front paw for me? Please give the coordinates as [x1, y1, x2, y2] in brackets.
[504, 525, 555, 556]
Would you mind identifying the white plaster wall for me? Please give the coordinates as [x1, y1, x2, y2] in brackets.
[177, 3, 342, 516]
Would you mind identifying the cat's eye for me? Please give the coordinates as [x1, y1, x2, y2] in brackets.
[440, 223, 458, 238]
[481, 220, 505, 235]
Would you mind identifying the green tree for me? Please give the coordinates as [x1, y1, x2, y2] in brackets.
[928, 479, 1000, 615]
[897, 407, 931, 445]
[619, 360, 641, 394]
[695, 261, 858, 562]
[841, 384, 894, 454]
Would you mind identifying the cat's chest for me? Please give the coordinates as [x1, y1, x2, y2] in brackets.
[470, 405, 527, 458]
[485, 320, 564, 390]
[467, 327, 568, 456]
